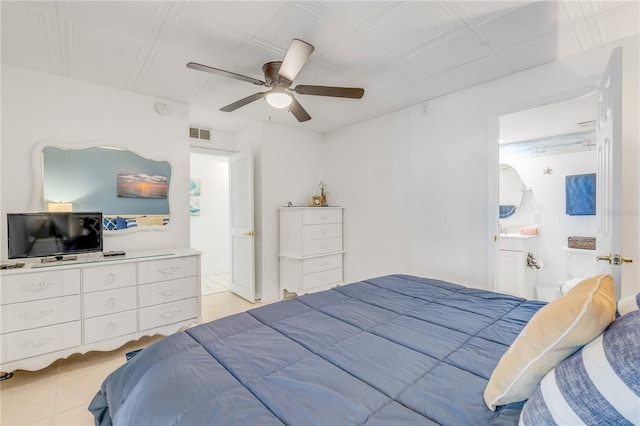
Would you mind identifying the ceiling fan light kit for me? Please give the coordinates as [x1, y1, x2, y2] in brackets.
[186, 38, 364, 122]
[265, 88, 292, 109]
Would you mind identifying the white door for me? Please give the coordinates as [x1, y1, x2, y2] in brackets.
[595, 47, 626, 300]
[229, 150, 256, 302]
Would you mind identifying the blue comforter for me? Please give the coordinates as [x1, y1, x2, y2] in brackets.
[89, 275, 544, 425]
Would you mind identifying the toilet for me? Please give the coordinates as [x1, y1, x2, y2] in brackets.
[559, 246, 598, 294]
[535, 246, 598, 301]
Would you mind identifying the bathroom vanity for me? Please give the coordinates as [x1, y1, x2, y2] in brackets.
[498, 234, 538, 299]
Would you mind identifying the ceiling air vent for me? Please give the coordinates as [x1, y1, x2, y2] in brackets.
[189, 126, 211, 141]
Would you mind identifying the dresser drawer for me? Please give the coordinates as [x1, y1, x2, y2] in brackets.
[302, 268, 342, 291]
[302, 254, 343, 275]
[139, 298, 198, 331]
[83, 287, 137, 319]
[83, 310, 137, 344]
[1, 295, 80, 334]
[1, 269, 80, 305]
[302, 224, 342, 241]
[138, 277, 198, 308]
[1, 321, 80, 363]
[302, 209, 342, 225]
[302, 237, 342, 256]
[83, 263, 136, 293]
[138, 256, 197, 284]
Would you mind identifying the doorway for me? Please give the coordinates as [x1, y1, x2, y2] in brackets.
[190, 151, 231, 295]
[498, 94, 598, 299]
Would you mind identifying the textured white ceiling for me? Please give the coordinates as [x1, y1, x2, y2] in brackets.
[2, 1, 638, 133]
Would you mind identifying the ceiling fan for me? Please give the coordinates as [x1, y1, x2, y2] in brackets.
[186, 39, 365, 122]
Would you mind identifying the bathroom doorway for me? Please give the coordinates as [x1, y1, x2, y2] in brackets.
[498, 94, 598, 299]
[190, 150, 231, 295]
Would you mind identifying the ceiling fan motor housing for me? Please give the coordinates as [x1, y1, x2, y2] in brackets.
[262, 61, 292, 88]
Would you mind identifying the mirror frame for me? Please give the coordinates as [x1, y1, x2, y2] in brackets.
[499, 163, 524, 219]
[31, 140, 174, 235]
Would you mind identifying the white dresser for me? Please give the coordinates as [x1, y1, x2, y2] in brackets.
[0, 248, 201, 375]
[279, 207, 344, 298]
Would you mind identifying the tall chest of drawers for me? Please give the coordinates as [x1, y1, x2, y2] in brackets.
[0, 248, 201, 375]
[279, 207, 344, 298]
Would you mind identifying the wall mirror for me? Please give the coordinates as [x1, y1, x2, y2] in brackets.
[499, 164, 524, 219]
[31, 142, 172, 233]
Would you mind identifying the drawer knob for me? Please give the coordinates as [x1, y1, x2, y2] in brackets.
[19, 309, 54, 321]
[105, 297, 117, 310]
[106, 322, 118, 334]
[21, 281, 53, 293]
[158, 288, 181, 297]
[158, 266, 180, 276]
[20, 336, 54, 349]
[104, 273, 116, 285]
[159, 309, 180, 319]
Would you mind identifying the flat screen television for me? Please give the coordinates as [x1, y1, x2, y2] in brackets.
[7, 212, 103, 259]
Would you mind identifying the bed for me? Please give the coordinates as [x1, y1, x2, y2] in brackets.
[88, 274, 637, 425]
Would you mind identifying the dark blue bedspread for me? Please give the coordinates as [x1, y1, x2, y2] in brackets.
[89, 275, 545, 425]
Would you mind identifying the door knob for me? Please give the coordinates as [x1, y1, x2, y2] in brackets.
[243, 231, 256, 237]
[597, 253, 634, 265]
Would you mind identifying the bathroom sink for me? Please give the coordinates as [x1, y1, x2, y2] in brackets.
[499, 233, 537, 251]
[500, 233, 536, 239]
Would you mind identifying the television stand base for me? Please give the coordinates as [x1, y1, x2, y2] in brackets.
[41, 255, 78, 263]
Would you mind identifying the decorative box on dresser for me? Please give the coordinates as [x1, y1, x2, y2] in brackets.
[279, 207, 344, 298]
[0, 248, 201, 376]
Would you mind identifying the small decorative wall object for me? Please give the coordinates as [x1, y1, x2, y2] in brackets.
[117, 173, 167, 199]
[542, 166, 553, 175]
[190, 178, 201, 216]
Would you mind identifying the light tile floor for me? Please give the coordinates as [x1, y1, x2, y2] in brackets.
[201, 273, 230, 296]
[0, 290, 263, 425]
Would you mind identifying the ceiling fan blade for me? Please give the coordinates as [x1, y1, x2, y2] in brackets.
[288, 97, 311, 122]
[294, 85, 364, 99]
[278, 39, 314, 82]
[220, 92, 266, 112]
[187, 62, 265, 86]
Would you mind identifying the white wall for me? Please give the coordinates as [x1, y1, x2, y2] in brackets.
[189, 153, 230, 277]
[189, 105, 237, 153]
[324, 35, 639, 297]
[323, 110, 412, 283]
[238, 122, 324, 302]
[1, 65, 191, 258]
[503, 150, 597, 285]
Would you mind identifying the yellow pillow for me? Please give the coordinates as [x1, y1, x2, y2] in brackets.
[484, 274, 616, 410]
[135, 216, 164, 226]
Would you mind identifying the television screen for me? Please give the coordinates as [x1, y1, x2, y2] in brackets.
[8, 212, 103, 259]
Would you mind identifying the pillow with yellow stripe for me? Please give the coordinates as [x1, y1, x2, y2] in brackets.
[484, 274, 616, 410]
[520, 309, 639, 425]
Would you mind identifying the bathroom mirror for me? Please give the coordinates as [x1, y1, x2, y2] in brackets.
[499, 164, 523, 219]
[31, 142, 172, 233]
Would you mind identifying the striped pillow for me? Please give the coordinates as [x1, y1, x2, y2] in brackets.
[520, 310, 640, 425]
[618, 292, 640, 317]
